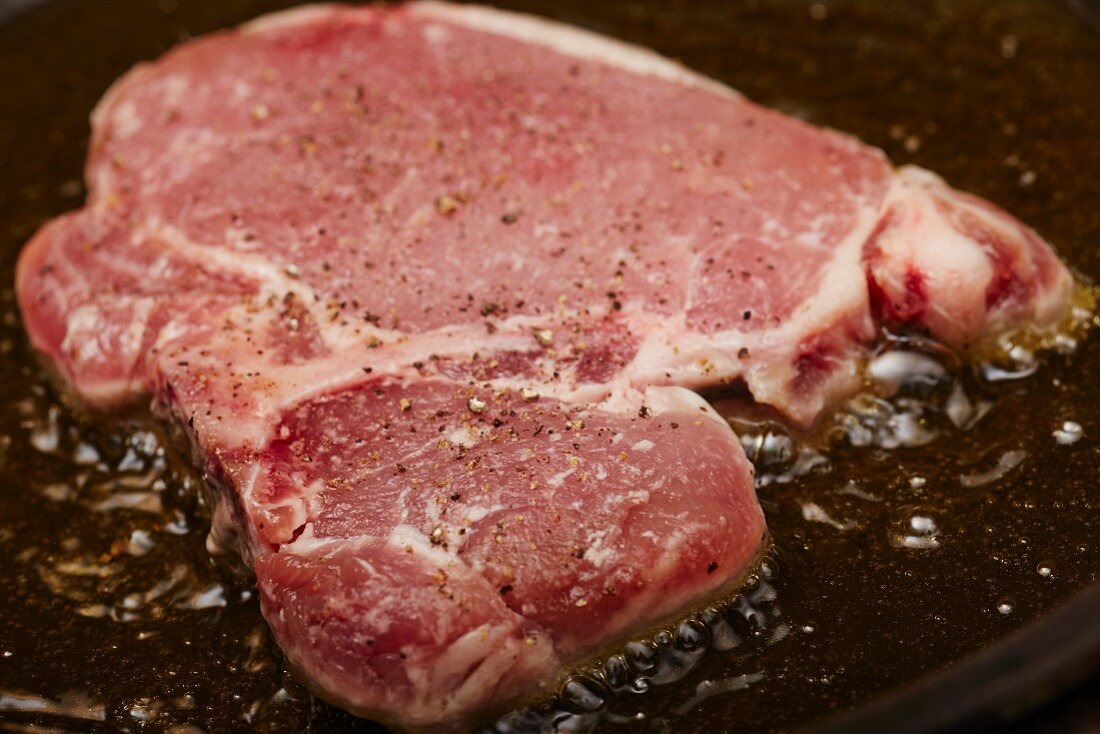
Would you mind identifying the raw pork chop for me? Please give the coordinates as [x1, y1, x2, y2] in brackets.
[16, 2, 1074, 730]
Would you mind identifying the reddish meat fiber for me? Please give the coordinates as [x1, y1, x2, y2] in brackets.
[15, 2, 1073, 730]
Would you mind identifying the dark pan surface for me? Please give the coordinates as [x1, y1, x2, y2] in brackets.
[0, 1, 1097, 732]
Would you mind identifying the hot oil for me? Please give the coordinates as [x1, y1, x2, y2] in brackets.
[0, 1, 1098, 733]
[0, 349, 313, 729]
[490, 309, 1096, 734]
[491, 560, 785, 734]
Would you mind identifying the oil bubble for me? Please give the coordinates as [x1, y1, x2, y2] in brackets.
[890, 507, 942, 550]
[674, 620, 710, 653]
[1053, 421, 1083, 445]
[603, 654, 630, 690]
[623, 641, 659, 675]
[560, 676, 607, 714]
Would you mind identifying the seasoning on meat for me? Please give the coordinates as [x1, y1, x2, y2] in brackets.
[15, 2, 1074, 731]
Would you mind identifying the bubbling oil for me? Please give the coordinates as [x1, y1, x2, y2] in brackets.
[513, 310, 1095, 734]
[3, 0, 1100, 732]
[490, 563, 783, 734]
[2, 279, 1095, 733]
[0, 373, 312, 730]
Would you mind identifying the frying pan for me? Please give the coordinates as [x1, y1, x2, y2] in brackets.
[0, 1, 1097, 732]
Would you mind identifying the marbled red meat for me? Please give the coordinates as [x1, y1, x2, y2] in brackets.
[16, 2, 1073, 730]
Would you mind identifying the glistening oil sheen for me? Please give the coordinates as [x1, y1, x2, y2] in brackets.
[0, 1, 1098, 733]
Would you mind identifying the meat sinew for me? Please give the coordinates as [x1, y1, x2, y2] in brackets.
[16, 2, 1074, 730]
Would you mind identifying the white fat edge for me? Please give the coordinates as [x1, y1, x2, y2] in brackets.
[876, 205, 982, 342]
[673, 189, 882, 421]
[163, 351, 393, 452]
[410, 1, 742, 101]
[590, 383, 641, 415]
[759, 190, 881, 342]
[890, 164, 946, 192]
[270, 348, 549, 449]
[398, 315, 542, 356]
[261, 304, 621, 413]
[649, 341, 747, 390]
[63, 299, 153, 371]
[240, 3, 344, 34]
[320, 307, 575, 368]
[630, 439, 655, 452]
[150, 219, 369, 352]
[72, 376, 144, 413]
[624, 312, 735, 388]
[895, 166, 1074, 330]
[140, 218, 396, 384]
[643, 385, 729, 430]
[596, 381, 729, 432]
[150, 221, 309, 295]
[239, 356, 421, 426]
[703, 177, 882, 368]
[881, 167, 995, 296]
[43, 245, 82, 316]
[236, 462, 264, 528]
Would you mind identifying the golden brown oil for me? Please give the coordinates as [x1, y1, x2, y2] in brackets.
[0, 1, 1097, 732]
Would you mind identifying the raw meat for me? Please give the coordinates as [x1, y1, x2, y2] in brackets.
[15, 2, 1074, 730]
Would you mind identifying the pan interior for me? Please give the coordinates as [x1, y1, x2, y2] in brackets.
[0, 1, 1097, 732]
